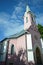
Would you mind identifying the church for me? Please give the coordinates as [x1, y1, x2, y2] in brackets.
[0, 5, 43, 65]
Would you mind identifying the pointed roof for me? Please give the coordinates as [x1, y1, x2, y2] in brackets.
[26, 5, 31, 13]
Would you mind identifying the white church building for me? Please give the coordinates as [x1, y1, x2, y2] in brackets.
[0, 5, 43, 65]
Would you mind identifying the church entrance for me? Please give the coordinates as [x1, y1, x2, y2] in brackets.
[35, 47, 42, 64]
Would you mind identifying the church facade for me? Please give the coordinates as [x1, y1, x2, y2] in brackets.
[0, 5, 43, 65]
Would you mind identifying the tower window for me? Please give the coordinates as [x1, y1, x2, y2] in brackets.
[26, 17, 28, 23]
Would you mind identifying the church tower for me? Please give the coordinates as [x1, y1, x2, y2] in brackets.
[24, 5, 42, 64]
[24, 5, 35, 30]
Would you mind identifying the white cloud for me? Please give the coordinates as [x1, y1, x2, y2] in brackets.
[0, 2, 24, 38]
[0, 12, 23, 37]
[5, 24, 23, 37]
[36, 13, 43, 25]
[11, 2, 25, 20]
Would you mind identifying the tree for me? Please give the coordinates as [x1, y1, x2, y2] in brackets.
[37, 24, 43, 39]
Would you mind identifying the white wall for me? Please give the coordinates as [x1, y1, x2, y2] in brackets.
[41, 38, 43, 54]
[41, 38, 43, 48]
[26, 34, 34, 63]
[27, 34, 32, 49]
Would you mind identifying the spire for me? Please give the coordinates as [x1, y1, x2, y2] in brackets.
[26, 5, 31, 13]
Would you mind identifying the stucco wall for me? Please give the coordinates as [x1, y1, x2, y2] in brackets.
[8, 35, 26, 55]
[8, 39, 17, 54]
[16, 35, 26, 54]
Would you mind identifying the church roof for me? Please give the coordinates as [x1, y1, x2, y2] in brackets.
[7, 30, 29, 39]
[0, 30, 29, 42]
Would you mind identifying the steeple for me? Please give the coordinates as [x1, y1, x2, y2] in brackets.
[26, 5, 31, 13]
[24, 5, 32, 30]
[24, 5, 36, 30]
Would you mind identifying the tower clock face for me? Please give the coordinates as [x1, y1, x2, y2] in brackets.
[26, 17, 28, 23]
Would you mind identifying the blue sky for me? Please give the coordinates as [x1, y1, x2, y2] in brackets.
[0, 0, 43, 41]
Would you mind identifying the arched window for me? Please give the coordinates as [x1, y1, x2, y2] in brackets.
[11, 45, 14, 55]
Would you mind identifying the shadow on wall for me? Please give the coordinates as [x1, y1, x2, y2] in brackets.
[0, 49, 43, 65]
[9, 49, 35, 65]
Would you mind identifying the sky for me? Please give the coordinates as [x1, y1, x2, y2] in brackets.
[0, 0, 43, 41]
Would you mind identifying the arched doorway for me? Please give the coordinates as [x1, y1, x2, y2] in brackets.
[36, 47, 42, 64]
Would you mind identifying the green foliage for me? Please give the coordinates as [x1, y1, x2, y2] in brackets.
[37, 24, 43, 39]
